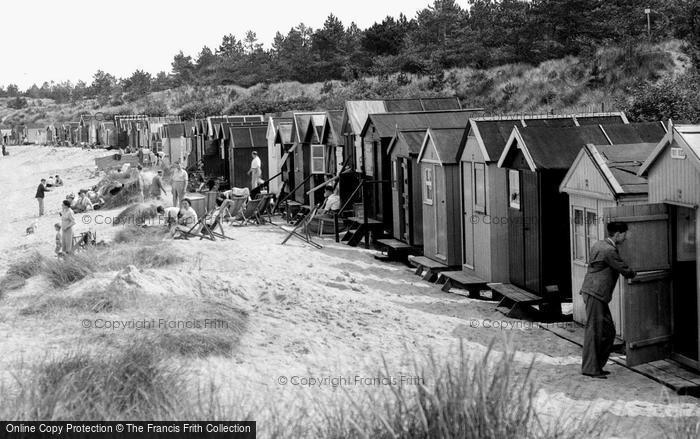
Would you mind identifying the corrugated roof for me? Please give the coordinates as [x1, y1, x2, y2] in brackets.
[363, 109, 481, 138]
[229, 125, 267, 149]
[471, 119, 524, 160]
[677, 125, 700, 162]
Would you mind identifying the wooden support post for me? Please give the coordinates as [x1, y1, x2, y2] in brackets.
[334, 213, 340, 243]
[362, 182, 369, 249]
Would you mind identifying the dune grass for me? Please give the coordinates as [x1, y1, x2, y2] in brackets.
[0, 251, 46, 294]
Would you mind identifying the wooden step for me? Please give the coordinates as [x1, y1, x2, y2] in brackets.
[488, 283, 547, 317]
[439, 271, 488, 298]
[408, 255, 456, 283]
[376, 238, 421, 261]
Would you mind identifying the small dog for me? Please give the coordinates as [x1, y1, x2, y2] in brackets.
[26, 220, 39, 235]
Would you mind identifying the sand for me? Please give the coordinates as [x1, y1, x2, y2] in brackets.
[0, 145, 699, 437]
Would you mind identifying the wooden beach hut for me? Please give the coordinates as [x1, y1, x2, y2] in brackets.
[274, 120, 295, 195]
[610, 122, 700, 370]
[417, 127, 468, 269]
[359, 109, 483, 238]
[266, 114, 293, 195]
[446, 113, 628, 294]
[387, 129, 427, 249]
[227, 124, 269, 189]
[288, 112, 328, 204]
[559, 141, 659, 338]
[496, 122, 667, 311]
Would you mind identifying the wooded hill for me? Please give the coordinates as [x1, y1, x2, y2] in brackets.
[1, 0, 699, 126]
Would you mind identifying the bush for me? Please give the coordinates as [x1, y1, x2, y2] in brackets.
[8, 97, 28, 109]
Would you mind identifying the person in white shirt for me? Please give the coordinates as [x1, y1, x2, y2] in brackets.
[156, 205, 180, 227]
[247, 151, 262, 190]
[60, 200, 76, 255]
[171, 198, 198, 238]
[319, 186, 341, 214]
[170, 162, 188, 207]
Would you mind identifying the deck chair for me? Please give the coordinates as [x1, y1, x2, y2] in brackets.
[205, 207, 234, 240]
[173, 216, 213, 241]
[231, 197, 263, 226]
[281, 206, 322, 249]
[220, 197, 247, 223]
[72, 230, 97, 252]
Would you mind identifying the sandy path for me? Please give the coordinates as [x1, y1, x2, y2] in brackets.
[0, 145, 698, 437]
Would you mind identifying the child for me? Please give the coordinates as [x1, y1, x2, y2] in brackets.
[54, 223, 63, 256]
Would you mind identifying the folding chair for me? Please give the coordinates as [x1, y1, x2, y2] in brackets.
[205, 207, 234, 240]
[231, 197, 263, 226]
[219, 197, 247, 223]
[72, 230, 96, 252]
[281, 206, 322, 249]
[173, 217, 214, 241]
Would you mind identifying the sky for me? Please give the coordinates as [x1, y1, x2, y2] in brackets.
[1, 0, 441, 89]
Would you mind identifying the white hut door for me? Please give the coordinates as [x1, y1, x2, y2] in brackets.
[401, 158, 410, 242]
[462, 162, 474, 269]
[604, 203, 672, 367]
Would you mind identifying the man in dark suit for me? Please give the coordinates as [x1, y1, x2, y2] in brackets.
[580, 221, 637, 379]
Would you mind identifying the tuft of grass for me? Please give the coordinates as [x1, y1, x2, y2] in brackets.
[0, 252, 46, 294]
[324, 341, 608, 439]
[19, 287, 124, 316]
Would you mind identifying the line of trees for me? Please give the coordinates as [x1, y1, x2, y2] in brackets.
[0, 0, 698, 103]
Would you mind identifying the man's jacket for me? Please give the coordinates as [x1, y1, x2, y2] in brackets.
[580, 239, 636, 303]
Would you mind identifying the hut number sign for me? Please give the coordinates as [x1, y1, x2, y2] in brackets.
[671, 147, 687, 160]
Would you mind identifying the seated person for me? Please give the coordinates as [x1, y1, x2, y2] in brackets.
[71, 190, 94, 213]
[46, 176, 55, 187]
[221, 187, 250, 200]
[87, 190, 105, 210]
[156, 205, 181, 227]
[318, 186, 341, 217]
[54, 175, 63, 186]
[171, 199, 198, 237]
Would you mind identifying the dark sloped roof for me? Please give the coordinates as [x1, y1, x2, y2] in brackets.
[401, 129, 428, 155]
[421, 97, 462, 111]
[229, 125, 267, 148]
[577, 115, 626, 125]
[276, 122, 294, 144]
[523, 117, 578, 128]
[426, 128, 467, 164]
[325, 110, 345, 146]
[364, 109, 481, 138]
[384, 99, 424, 112]
[472, 119, 524, 160]
[517, 125, 610, 170]
[602, 122, 666, 144]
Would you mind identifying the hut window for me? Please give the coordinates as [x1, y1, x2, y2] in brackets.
[573, 208, 586, 261]
[311, 144, 327, 174]
[364, 141, 375, 176]
[508, 170, 520, 210]
[392, 160, 398, 189]
[424, 168, 433, 205]
[474, 163, 486, 213]
[586, 211, 598, 257]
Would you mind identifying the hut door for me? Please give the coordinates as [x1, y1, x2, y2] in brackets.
[604, 203, 672, 367]
[462, 162, 474, 269]
[434, 165, 447, 260]
[400, 158, 412, 242]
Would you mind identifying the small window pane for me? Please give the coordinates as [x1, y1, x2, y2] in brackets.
[586, 211, 598, 259]
[508, 170, 520, 209]
[424, 168, 433, 204]
[573, 209, 586, 261]
[311, 145, 326, 174]
[392, 160, 398, 189]
[474, 163, 486, 213]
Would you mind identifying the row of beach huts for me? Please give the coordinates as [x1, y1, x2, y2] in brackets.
[10, 97, 700, 374]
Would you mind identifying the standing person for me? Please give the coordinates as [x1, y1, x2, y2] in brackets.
[54, 223, 63, 256]
[60, 200, 76, 255]
[171, 162, 188, 207]
[150, 170, 167, 200]
[136, 165, 146, 202]
[580, 221, 637, 379]
[247, 151, 262, 190]
[35, 178, 50, 216]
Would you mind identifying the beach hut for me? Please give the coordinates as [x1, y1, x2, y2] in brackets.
[288, 112, 328, 204]
[387, 129, 427, 249]
[417, 127, 468, 268]
[559, 141, 659, 338]
[321, 110, 345, 175]
[607, 122, 700, 370]
[266, 114, 293, 195]
[274, 121, 295, 195]
[227, 124, 269, 189]
[496, 122, 667, 309]
[448, 113, 629, 293]
[359, 109, 483, 238]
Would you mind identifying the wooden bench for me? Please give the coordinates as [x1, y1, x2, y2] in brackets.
[408, 255, 455, 282]
[438, 271, 488, 298]
[488, 283, 547, 317]
[375, 238, 421, 262]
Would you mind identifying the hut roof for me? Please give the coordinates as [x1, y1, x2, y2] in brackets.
[560, 143, 657, 197]
[418, 127, 467, 164]
[342, 101, 388, 135]
[640, 122, 700, 175]
[229, 125, 268, 149]
[322, 110, 345, 147]
[292, 112, 326, 143]
[499, 122, 667, 171]
[275, 122, 294, 145]
[361, 109, 482, 139]
[387, 129, 428, 157]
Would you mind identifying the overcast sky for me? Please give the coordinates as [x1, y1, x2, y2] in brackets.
[1, 0, 441, 89]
